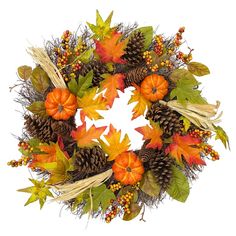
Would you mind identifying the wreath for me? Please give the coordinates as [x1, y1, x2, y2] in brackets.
[9, 11, 229, 223]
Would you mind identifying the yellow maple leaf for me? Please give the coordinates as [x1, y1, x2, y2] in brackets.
[99, 124, 131, 161]
[71, 121, 107, 148]
[128, 85, 151, 120]
[77, 87, 108, 121]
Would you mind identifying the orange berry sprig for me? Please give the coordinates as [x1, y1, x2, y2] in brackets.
[189, 129, 212, 140]
[174, 27, 185, 47]
[109, 182, 122, 192]
[143, 51, 159, 72]
[154, 35, 164, 56]
[7, 156, 31, 168]
[105, 190, 136, 223]
[18, 141, 34, 153]
[198, 143, 220, 161]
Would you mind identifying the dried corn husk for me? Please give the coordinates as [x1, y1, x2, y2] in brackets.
[51, 169, 113, 202]
[27, 47, 67, 88]
[159, 100, 221, 131]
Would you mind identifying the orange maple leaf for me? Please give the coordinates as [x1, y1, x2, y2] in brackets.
[100, 73, 125, 107]
[165, 133, 205, 166]
[128, 84, 151, 120]
[95, 31, 127, 64]
[99, 124, 130, 161]
[71, 121, 107, 148]
[135, 122, 163, 149]
[29, 143, 57, 169]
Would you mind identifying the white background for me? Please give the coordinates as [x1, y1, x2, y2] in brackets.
[0, 0, 236, 235]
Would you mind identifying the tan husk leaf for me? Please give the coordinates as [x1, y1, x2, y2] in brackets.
[159, 100, 221, 131]
[51, 169, 113, 202]
[27, 47, 67, 88]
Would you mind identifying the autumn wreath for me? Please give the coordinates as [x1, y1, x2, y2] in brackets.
[9, 11, 229, 222]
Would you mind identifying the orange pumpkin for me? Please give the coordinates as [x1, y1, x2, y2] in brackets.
[45, 88, 77, 120]
[112, 152, 144, 185]
[140, 74, 168, 102]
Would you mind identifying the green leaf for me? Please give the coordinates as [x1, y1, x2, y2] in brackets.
[77, 70, 93, 97]
[180, 117, 191, 132]
[18, 65, 32, 80]
[140, 171, 160, 197]
[170, 68, 195, 83]
[83, 184, 115, 214]
[68, 78, 78, 95]
[170, 71, 207, 106]
[27, 101, 48, 117]
[87, 10, 114, 39]
[77, 48, 94, 63]
[123, 203, 142, 221]
[167, 166, 190, 202]
[30, 67, 50, 93]
[131, 26, 153, 50]
[18, 179, 54, 209]
[215, 126, 230, 149]
[187, 62, 210, 76]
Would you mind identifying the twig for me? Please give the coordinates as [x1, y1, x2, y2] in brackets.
[9, 83, 22, 92]
[139, 204, 146, 222]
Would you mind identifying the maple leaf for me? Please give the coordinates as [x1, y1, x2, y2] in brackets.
[135, 121, 163, 149]
[128, 85, 151, 120]
[95, 31, 127, 64]
[99, 124, 130, 161]
[170, 73, 207, 106]
[100, 73, 125, 107]
[165, 133, 205, 166]
[71, 121, 107, 148]
[82, 184, 116, 214]
[36, 143, 73, 185]
[29, 142, 57, 169]
[18, 179, 53, 209]
[77, 87, 108, 122]
[87, 10, 114, 39]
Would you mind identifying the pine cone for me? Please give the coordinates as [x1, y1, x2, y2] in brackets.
[79, 60, 109, 86]
[24, 115, 76, 143]
[122, 31, 145, 66]
[51, 117, 76, 138]
[148, 151, 173, 190]
[74, 146, 107, 174]
[146, 103, 183, 137]
[124, 66, 148, 88]
[138, 140, 157, 162]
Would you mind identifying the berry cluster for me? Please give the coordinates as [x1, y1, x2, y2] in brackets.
[7, 156, 31, 167]
[189, 129, 212, 140]
[105, 190, 135, 223]
[109, 182, 122, 192]
[174, 27, 185, 47]
[198, 143, 220, 161]
[105, 200, 120, 223]
[176, 51, 193, 64]
[54, 31, 87, 82]
[154, 35, 164, 56]
[160, 59, 173, 69]
[18, 141, 34, 153]
[143, 51, 159, 72]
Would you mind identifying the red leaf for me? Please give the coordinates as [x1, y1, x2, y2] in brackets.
[165, 133, 206, 166]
